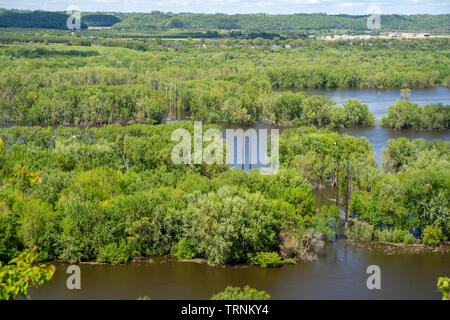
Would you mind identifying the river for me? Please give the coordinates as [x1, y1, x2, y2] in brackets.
[22, 88, 450, 300]
[28, 241, 449, 300]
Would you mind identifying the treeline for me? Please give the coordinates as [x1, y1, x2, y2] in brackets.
[382, 101, 449, 129]
[82, 14, 121, 27]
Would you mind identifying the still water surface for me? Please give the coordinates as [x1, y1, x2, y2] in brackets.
[29, 241, 449, 300]
[301, 88, 450, 164]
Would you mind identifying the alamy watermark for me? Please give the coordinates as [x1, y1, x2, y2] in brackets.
[66, 265, 81, 290]
[366, 265, 381, 290]
[66, 5, 81, 31]
[367, 5, 381, 30]
[171, 122, 279, 175]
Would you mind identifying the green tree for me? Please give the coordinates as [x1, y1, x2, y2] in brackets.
[437, 277, 450, 300]
[0, 248, 55, 300]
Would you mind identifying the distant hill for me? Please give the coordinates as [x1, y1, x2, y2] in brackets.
[112, 12, 450, 32]
[0, 10, 88, 29]
[82, 14, 121, 27]
[0, 10, 448, 32]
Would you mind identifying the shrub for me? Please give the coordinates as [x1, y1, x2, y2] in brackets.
[97, 241, 131, 264]
[211, 286, 270, 300]
[402, 232, 416, 244]
[172, 238, 197, 260]
[282, 257, 298, 265]
[422, 225, 443, 245]
[248, 252, 283, 268]
[437, 277, 450, 300]
[346, 221, 373, 242]
[374, 228, 415, 244]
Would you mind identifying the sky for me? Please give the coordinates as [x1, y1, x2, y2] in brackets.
[0, 0, 449, 15]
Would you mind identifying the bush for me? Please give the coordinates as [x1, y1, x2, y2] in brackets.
[97, 241, 131, 264]
[346, 221, 373, 242]
[422, 225, 443, 245]
[211, 286, 270, 300]
[248, 252, 283, 268]
[437, 277, 450, 300]
[172, 238, 197, 260]
[282, 257, 298, 265]
[374, 228, 415, 244]
[182, 186, 282, 265]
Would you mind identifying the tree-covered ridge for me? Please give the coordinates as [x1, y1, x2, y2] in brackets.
[82, 14, 121, 27]
[348, 137, 449, 243]
[0, 10, 448, 32]
[113, 12, 450, 32]
[0, 10, 87, 29]
[0, 10, 449, 32]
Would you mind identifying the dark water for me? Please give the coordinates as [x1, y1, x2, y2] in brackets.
[28, 242, 449, 300]
[333, 124, 449, 165]
[300, 87, 450, 120]
[299, 87, 450, 165]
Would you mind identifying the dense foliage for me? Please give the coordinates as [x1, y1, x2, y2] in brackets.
[350, 138, 449, 241]
[0, 123, 348, 265]
[248, 252, 283, 268]
[0, 36, 448, 125]
[382, 101, 449, 129]
[82, 14, 121, 27]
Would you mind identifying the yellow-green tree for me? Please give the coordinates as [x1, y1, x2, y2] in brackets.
[0, 248, 55, 300]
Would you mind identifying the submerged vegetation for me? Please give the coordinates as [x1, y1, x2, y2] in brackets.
[0, 17, 448, 303]
[348, 137, 449, 244]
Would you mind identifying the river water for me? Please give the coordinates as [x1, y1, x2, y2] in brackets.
[299, 88, 450, 164]
[29, 242, 449, 300]
[23, 88, 450, 300]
